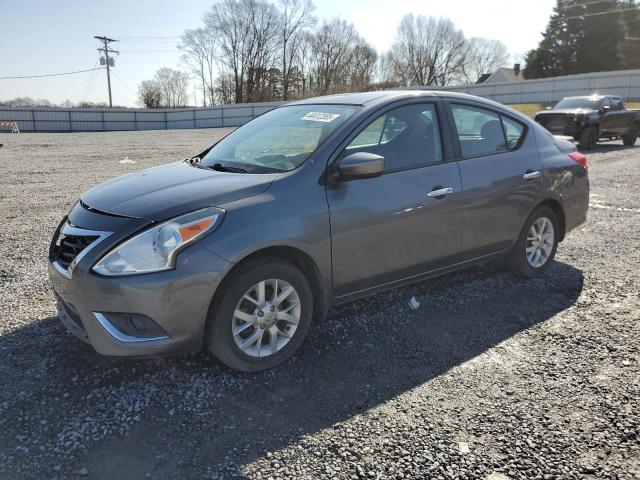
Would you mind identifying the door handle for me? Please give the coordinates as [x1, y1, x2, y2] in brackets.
[522, 170, 541, 180]
[427, 187, 453, 198]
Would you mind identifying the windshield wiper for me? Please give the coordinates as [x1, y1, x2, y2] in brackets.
[209, 163, 249, 174]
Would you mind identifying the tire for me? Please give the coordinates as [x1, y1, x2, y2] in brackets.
[579, 126, 598, 150]
[509, 207, 559, 278]
[205, 256, 314, 372]
[623, 126, 638, 146]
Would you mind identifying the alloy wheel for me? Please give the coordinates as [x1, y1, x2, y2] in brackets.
[231, 279, 301, 358]
[526, 217, 555, 268]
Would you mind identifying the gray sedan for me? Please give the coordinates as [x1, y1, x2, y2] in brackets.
[49, 91, 589, 371]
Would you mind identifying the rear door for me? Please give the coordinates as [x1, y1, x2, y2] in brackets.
[447, 102, 544, 259]
[608, 97, 629, 135]
[326, 101, 463, 296]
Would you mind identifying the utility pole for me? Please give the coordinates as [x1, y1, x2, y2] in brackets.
[94, 36, 118, 107]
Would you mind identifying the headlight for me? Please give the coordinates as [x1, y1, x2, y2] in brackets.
[92, 207, 224, 276]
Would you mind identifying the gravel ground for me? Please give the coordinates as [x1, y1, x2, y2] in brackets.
[0, 129, 638, 480]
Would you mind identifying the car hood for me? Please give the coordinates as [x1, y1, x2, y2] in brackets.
[536, 108, 596, 117]
[81, 161, 277, 221]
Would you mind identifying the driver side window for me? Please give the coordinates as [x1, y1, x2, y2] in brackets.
[611, 98, 623, 111]
[342, 103, 443, 172]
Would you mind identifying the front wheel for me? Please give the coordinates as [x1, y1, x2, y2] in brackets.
[205, 257, 313, 372]
[579, 126, 598, 150]
[509, 207, 559, 278]
[623, 126, 638, 146]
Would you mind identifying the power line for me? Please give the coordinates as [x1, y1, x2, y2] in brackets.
[559, 0, 611, 9]
[0, 67, 104, 80]
[561, 5, 639, 20]
[111, 70, 136, 96]
[119, 49, 181, 53]
[119, 39, 179, 44]
[81, 60, 101, 104]
[117, 35, 180, 39]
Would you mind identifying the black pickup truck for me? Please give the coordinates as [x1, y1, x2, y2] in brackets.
[534, 95, 640, 149]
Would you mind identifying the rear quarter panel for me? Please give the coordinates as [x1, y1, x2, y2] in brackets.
[534, 124, 589, 233]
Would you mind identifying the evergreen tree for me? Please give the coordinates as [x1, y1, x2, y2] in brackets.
[524, 0, 585, 79]
[524, 0, 640, 79]
[575, 0, 624, 73]
[620, 0, 640, 69]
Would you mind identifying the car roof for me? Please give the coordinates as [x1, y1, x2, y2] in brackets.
[562, 95, 618, 100]
[288, 89, 508, 109]
[286, 89, 533, 125]
[289, 90, 420, 106]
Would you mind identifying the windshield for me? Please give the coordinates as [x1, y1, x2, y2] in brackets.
[554, 97, 602, 110]
[200, 104, 359, 173]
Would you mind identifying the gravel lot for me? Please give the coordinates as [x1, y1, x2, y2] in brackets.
[0, 129, 638, 480]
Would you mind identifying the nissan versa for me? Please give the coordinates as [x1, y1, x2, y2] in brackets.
[49, 91, 589, 372]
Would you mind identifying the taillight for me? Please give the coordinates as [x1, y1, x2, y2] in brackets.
[569, 151, 588, 169]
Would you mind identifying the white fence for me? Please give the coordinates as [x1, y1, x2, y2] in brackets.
[2, 69, 639, 133]
[417, 69, 640, 105]
[0, 102, 284, 133]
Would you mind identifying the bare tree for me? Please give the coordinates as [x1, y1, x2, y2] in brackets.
[152, 68, 191, 107]
[349, 40, 378, 91]
[295, 31, 315, 97]
[179, 28, 217, 106]
[204, 0, 279, 103]
[0, 96, 54, 107]
[138, 80, 163, 108]
[205, 0, 250, 103]
[214, 72, 237, 104]
[389, 15, 467, 86]
[176, 2, 511, 101]
[278, 0, 315, 100]
[309, 18, 360, 95]
[464, 37, 509, 83]
[243, 0, 280, 101]
[377, 52, 394, 84]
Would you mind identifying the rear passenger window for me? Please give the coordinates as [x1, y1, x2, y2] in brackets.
[501, 116, 525, 149]
[452, 105, 506, 157]
[344, 103, 442, 171]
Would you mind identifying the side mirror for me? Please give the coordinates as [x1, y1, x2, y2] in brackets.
[336, 152, 384, 181]
[601, 105, 611, 114]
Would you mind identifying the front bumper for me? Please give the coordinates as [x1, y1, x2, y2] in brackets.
[49, 244, 232, 357]
[535, 115, 585, 137]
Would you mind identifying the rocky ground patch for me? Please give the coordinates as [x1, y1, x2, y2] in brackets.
[0, 130, 638, 479]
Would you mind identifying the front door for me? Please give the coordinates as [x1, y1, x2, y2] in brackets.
[327, 102, 463, 297]
[600, 97, 617, 136]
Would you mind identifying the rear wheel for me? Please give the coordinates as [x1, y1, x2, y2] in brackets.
[205, 257, 313, 372]
[579, 126, 598, 150]
[509, 207, 559, 278]
[623, 126, 638, 146]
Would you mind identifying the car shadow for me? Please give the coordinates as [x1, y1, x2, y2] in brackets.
[577, 142, 638, 154]
[0, 261, 584, 479]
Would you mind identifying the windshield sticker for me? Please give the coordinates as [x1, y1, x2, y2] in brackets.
[301, 112, 340, 123]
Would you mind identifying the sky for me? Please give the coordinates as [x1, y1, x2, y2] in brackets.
[0, 0, 556, 107]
